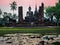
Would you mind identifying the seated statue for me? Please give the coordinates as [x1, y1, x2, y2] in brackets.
[25, 6, 34, 22]
[26, 6, 33, 17]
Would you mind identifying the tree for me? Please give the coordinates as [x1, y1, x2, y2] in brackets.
[46, 0, 60, 25]
[54, 5, 60, 25]
[0, 9, 2, 15]
[10, 1, 17, 15]
[3, 12, 7, 17]
[13, 14, 18, 23]
[46, 7, 55, 22]
[13, 14, 17, 20]
[8, 13, 12, 18]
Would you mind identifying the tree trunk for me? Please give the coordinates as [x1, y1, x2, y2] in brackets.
[13, 10, 14, 15]
[51, 15, 53, 23]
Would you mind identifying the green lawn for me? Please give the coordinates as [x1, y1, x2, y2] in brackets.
[0, 26, 60, 36]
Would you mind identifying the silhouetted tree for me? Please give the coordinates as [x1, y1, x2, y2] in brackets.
[10, 1, 17, 15]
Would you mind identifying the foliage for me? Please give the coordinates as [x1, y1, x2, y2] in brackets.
[46, 1, 60, 24]
[10, 1, 17, 15]
[46, 7, 56, 22]
[10, 1, 17, 10]
[3, 12, 7, 17]
[55, 2, 60, 20]
[13, 14, 17, 19]
[8, 13, 12, 18]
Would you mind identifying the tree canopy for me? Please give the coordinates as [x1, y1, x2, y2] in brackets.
[10, 1, 17, 15]
[46, 0, 60, 24]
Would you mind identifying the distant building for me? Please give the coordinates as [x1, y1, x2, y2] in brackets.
[34, 5, 38, 20]
[38, 3, 44, 22]
[24, 3, 44, 26]
[18, 6, 23, 23]
[16, 3, 44, 26]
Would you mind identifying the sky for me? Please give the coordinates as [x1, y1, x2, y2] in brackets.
[0, 0, 58, 19]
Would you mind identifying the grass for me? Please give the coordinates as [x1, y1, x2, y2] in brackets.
[0, 26, 60, 36]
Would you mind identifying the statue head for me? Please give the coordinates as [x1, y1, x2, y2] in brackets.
[28, 6, 31, 11]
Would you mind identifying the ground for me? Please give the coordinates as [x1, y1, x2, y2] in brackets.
[0, 33, 60, 45]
